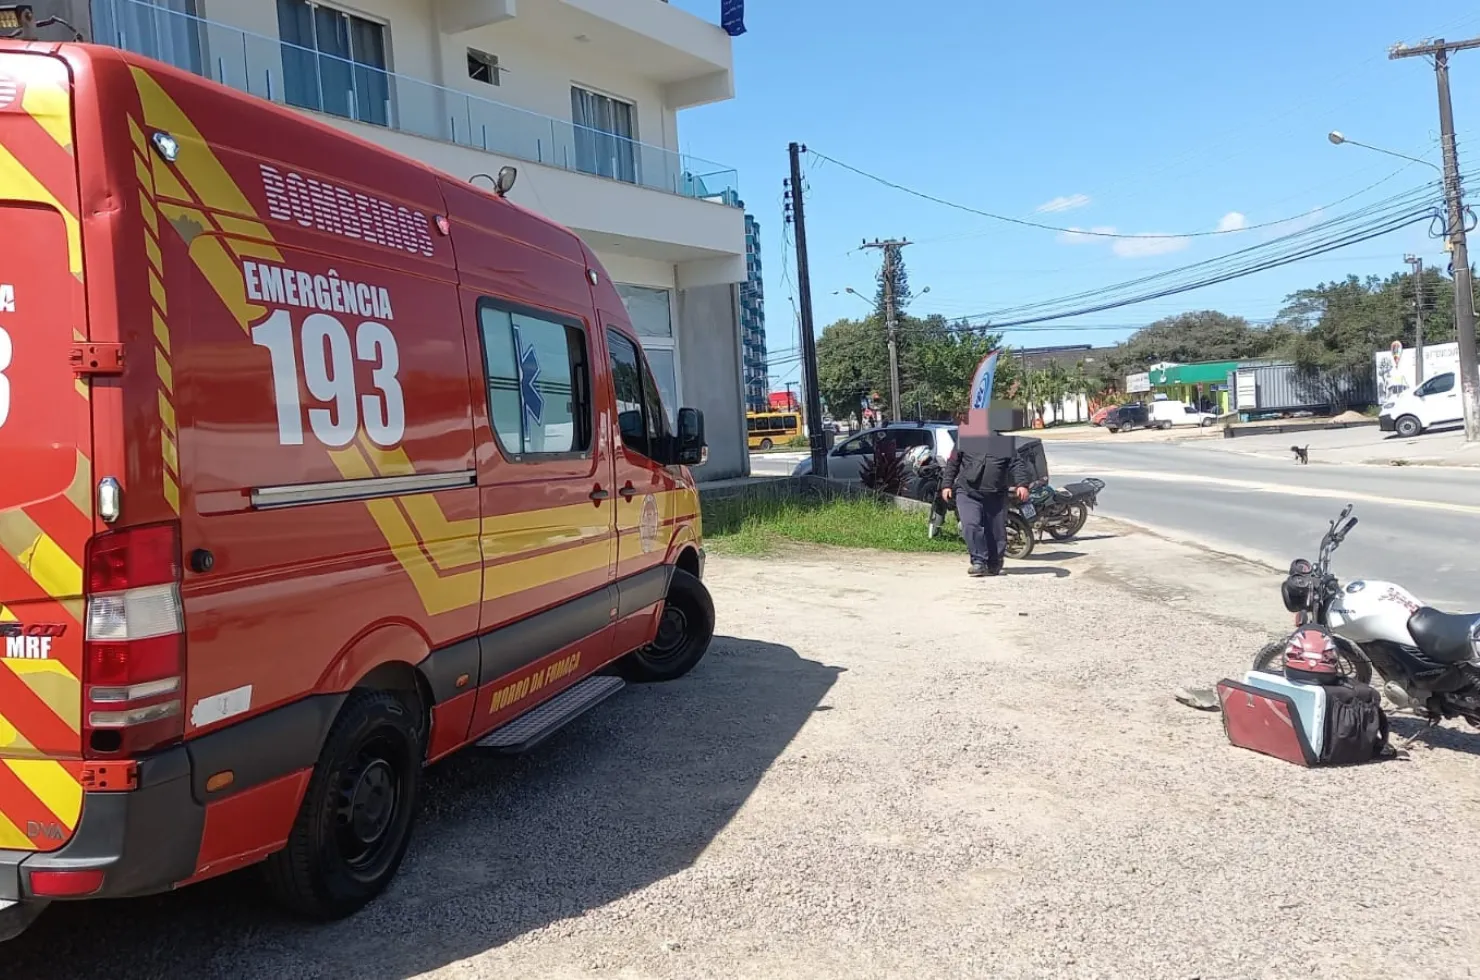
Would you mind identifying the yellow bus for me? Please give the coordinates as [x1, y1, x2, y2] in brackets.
[747, 411, 802, 450]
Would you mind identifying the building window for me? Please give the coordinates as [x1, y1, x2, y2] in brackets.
[571, 86, 637, 184]
[467, 48, 501, 86]
[95, 0, 203, 76]
[614, 284, 678, 427]
[478, 304, 593, 457]
[277, 0, 390, 127]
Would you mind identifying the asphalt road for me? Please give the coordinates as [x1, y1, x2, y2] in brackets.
[1041, 439, 1480, 612]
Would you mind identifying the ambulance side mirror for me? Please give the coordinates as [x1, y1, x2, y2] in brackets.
[675, 407, 706, 466]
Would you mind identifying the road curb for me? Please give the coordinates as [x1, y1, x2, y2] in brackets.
[1222, 419, 1379, 438]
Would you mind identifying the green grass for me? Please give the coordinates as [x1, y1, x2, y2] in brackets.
[703, 494, 966, 556]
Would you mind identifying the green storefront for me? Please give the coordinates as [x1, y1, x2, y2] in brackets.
[1146, 360, 1242, 414]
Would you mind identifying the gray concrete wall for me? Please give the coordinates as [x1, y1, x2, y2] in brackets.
[676, 283, 748, 482]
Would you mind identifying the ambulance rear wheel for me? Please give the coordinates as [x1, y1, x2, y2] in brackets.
[619, 569, 715, 683]
[262, 689, 423, 921]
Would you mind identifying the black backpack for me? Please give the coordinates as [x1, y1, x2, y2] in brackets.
[1321, 681, 1391, 765]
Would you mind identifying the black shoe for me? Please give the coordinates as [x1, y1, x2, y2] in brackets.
[985, 564, 1003, 577]
[968, 563, 988, 577]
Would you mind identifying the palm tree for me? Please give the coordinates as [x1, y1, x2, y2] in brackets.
[1040, 362, 1071, 426]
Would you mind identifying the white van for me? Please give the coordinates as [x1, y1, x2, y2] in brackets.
[1380, 371, 1463, 437]
[1148, 400, 1218, 427]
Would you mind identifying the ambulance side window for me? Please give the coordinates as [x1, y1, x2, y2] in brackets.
[478, 302, 592, 458]
[608, 330, 653, 460]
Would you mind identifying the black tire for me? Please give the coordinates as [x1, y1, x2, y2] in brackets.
[1004, 513, 1035, 561]
[1200, 417, 1216, 427]
[1395, 415, 1422, 439]
[1107, 426, 1120, 434]
[758, 438, 773, 451]
[262, 689, 424, 921]
[1252, 638, 1372, 685]
[619, 569, 716, 683]
[1047, 502, 1088, 540]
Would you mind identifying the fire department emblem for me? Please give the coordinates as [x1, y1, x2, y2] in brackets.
[639, 493, 660, 554]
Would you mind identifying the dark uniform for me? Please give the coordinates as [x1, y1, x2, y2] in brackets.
[941, 435, 1032, 575]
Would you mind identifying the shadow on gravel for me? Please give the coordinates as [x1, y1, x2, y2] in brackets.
[1390, 717, 1480, 757]
[5, 637, 839, 980]
[1003, 566, 1072, 578]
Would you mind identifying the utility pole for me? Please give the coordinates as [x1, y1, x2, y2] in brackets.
[1392, 37, 1480, 442]
[786, 142, 828, 476]
[861, 238, 910, 422]
[1405, 253, 1426, 384]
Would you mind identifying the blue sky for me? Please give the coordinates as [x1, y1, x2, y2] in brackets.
[670, 0, 1480, 387]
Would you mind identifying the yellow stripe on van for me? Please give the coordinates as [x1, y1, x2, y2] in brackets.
[0, 514, 82, 606]
[4, 760, 81, 830]
[484, 539, 611, 602]
[0, 812, 31, 850]
[20, 77, 73, 151]
[0, 145, 81, 275]
[158, 392, 176, 434]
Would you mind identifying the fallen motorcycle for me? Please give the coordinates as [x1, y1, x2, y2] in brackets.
[1252, 504, 1480, 730]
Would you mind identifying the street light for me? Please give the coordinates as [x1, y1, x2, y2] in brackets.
[1328, 130, 1443, 172]
[834, 285, 930, 304]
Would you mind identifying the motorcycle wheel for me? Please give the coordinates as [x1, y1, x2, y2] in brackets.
[1047, 502, 1089, 540]
[1252, 638, 1372, 686]
[1005, 513, 1035, 561]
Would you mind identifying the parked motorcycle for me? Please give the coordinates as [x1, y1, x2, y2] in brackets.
[1252, 504, 1480, 728]
[906, 450, 1093, 562]
[1018, 478, 1105, 541]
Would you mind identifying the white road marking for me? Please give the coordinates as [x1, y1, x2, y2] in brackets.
[1084, 468, 1480, 517]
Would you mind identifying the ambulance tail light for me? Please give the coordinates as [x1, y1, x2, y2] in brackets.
[82, 523, 185, 757]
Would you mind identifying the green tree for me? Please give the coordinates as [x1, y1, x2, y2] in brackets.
[816, 316, 889, 424]
[902, 318, 1015, 419]
[874, 247, 913, 322]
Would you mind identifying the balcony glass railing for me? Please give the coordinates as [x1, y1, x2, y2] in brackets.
[94, 0, 739, 204]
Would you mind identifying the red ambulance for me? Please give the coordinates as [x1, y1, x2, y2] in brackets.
[0, 37, 714, 940]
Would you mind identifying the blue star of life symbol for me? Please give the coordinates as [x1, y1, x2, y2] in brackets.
[513, 327, 544, 427]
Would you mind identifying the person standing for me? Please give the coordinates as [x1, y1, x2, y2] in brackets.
[941, 435, 1032, 576]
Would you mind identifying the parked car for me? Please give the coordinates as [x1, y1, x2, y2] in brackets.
[792, 422, 958, 483]
[1101, 404, 1169, 433]
[1148, 400, 1218, 427]
[1380, 371, 1463, 437]
[1090, 405, 1114, 426]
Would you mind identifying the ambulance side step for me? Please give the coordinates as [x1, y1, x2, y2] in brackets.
[476, 675, 626, 754]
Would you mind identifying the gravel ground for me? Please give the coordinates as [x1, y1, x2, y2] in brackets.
[6, 521, 1480, 979]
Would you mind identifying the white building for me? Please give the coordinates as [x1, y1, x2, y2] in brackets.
[36, 0, 751, 479]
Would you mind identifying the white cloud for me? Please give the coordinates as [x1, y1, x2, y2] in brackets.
[1111, 235, 1191, 258]
[1057, 224, 1117, 245]
[1037, 193, 1091, 214]
[1216, 211, 1247, 232]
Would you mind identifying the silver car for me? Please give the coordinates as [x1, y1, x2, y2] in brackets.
[792, 422, 959, 483]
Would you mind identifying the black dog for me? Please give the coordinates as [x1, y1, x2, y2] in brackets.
[1291, 445, 1309, 465]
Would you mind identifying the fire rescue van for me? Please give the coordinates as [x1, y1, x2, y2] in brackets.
[0, 39, 714, 940]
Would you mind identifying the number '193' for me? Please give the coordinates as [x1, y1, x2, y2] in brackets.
[251, 310, 405, 448]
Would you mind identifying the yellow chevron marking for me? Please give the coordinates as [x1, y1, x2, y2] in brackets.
[20, 77, 73, 151]
[158, 392, 177, 434]
[132, 151, 153, 192]
[484, 538, 611, 601]
[0, 514, 82, 604]
[138, 191, 158, 234]
[153, 309, 171, 354]
[0, 606, 12, 621]
[75, 379, 89, 401]
[0, 144, 81, 275]
[163, 473, 180, 515]
[144, 231, 163, 275]
[130, 68, 274, 238]
[161, 433, 179, 476]
[127, 114, 148, 154]
[148, 268, 168, 314]
[63, 452, 91, 519]
[155, 348, 173, 393]
[5, 760, 82, 830]
[0, 812, 30, 851]
[328, 447, 480, 616]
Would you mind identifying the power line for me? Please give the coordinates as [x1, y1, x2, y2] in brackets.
[805, 148, 1432, 242]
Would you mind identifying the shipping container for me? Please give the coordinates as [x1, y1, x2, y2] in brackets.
[1228, 362, 1377, 418]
